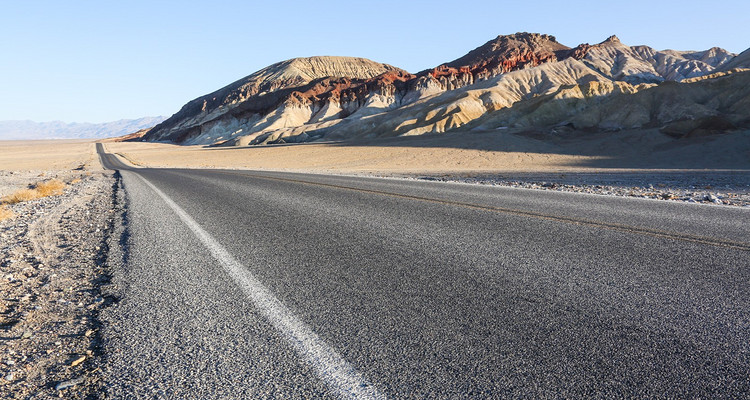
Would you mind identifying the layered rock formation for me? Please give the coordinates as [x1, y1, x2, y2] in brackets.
[143, 33, 747, 146]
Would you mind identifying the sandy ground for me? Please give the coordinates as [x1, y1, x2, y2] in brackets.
[102, 137, 612, 173]
[0, 140, 99, 172]
[102, 129, 750, 173]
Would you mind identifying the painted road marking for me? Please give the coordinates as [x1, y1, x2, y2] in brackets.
[135, 173, 385, 400]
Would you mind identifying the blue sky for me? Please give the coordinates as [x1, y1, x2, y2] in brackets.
[1, 0, 748, 123]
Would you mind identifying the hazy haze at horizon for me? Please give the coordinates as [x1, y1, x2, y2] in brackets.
[1, 0, 748, 123]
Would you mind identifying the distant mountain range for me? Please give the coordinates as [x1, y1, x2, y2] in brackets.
[142, 33, 750, 146]
[0, 116, 166, 140]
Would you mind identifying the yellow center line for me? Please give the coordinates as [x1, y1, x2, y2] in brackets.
[217, 170, 750, 252]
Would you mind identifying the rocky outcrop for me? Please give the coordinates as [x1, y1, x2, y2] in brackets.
[719, 48, 750, 71]
[583, 36, 734, 83]
[443, 33, 591, 78]
[142, 33, 747, 146]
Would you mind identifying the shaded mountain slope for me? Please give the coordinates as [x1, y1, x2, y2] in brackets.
[719, 48, 750, 71]
[465, 69, 750, 137]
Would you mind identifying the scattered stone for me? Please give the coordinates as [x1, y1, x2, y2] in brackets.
[54, 377, 84, 390]
[21, 330, 32, 339]
[4, 372, 14, 381]
[411, 173, 750, 207]
[70, 355, 86, 367]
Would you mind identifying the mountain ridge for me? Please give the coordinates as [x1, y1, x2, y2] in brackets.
[142, 33, 746, 146]
[0, 117, 166, 140]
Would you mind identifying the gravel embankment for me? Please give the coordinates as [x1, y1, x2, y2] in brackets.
[411, 171, 750, 207]
[0, 170, 118, 399]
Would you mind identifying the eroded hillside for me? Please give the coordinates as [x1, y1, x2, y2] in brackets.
[142, 33, 747, 146]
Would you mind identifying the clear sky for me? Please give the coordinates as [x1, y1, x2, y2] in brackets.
[1, 0, 748, 123]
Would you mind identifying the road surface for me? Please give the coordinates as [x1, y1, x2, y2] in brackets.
[97, 143, 750, 398]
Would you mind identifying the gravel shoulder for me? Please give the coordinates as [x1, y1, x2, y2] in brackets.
[401, 171, 750, 207]
[0, 169, 119, 399]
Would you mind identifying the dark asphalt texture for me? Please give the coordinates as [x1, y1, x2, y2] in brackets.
[97, 144, 750, 398]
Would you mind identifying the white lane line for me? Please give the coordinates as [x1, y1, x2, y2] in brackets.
[135, 173, 385, 399]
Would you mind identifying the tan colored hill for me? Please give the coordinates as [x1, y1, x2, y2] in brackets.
[146, 56, 407, 143]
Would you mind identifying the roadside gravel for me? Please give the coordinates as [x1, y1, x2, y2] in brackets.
[409, 171, 750, 207]
[0, 170, 117, 399]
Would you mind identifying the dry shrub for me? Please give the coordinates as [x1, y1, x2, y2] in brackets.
[1, 179, 66, 205]
[0, 205, 13, 221]
[2, 188, 39, 204]
[34, 179, 65, 197]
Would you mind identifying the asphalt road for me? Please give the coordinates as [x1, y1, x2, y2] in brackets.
[96, 143, 750, 398]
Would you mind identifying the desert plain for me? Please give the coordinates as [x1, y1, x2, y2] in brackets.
[100, 129, 750, 173]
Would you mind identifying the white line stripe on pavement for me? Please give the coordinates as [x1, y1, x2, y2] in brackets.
[135, 173, 385, 399]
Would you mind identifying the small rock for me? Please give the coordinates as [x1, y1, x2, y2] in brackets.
[21, 330, 32, 339]
[4, 372, 14, 381]
[70, 355, 86, 367]
[84, 329, 94, 337]
[55, 377, 84, 390]
[704, 194, 719, 202]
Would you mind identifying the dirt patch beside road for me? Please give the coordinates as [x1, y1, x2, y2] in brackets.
[0, 169, 118, 399]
